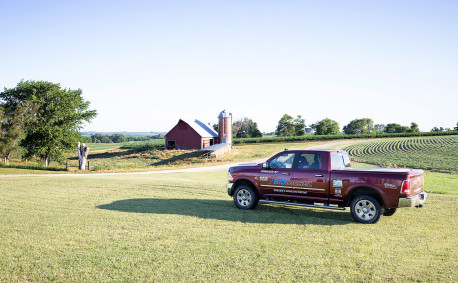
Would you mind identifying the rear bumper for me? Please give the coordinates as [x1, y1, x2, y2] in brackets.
[227, 182, 234, 196]
[398, 192, 427, 208]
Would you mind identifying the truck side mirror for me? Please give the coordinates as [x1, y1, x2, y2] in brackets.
[262, 162, 269, 169]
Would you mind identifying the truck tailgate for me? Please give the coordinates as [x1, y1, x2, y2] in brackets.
[408, 172, 424, 196]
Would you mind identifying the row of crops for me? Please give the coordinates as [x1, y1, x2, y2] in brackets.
[344, 136, 458, 172]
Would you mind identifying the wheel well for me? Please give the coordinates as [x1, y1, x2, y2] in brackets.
[347, 187, 384, 207]
[231, 179, 257, 196]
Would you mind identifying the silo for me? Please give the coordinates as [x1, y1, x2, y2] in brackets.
[218, 110, 232, 144]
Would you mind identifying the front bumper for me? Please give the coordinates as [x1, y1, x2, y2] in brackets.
[398, 192, 427, 208]
[227, 182, 234, 196]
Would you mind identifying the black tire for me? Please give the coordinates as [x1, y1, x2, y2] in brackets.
[350, 195, 382, 224]
[383, 208, 398, 216]
[233, 185, 259, 210]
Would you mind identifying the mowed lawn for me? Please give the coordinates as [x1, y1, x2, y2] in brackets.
[0, 171, 457, 282]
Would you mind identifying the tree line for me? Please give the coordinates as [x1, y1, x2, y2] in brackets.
[275, 114, 458, 136]
[0, 80, 96, 166]
[229, 114, 458, 138]
[276, 115, 458, 136]
[87, 133, 165, 143]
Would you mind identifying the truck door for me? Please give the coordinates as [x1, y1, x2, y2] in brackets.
[289, 152, 329, 203]
[259, 152, 296, 198]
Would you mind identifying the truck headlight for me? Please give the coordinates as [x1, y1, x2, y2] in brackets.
[228, 172, 233, 182]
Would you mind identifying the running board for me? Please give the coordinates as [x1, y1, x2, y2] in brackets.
[259, 200, 346, 210]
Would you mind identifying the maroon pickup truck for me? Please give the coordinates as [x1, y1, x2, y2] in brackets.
[226, 149, 427, 223]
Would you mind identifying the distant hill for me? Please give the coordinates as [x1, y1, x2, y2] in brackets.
[81, 131, 166, 137]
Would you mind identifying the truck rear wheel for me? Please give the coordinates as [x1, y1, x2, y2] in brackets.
[350, 195, 382, 224]
[233, 185, 258, 210]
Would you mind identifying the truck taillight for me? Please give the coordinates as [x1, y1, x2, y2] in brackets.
[401, 180, 411, 194]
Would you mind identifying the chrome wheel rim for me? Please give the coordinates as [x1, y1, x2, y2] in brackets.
[236, 189, 252, 207]
[355, 200, 376, 220]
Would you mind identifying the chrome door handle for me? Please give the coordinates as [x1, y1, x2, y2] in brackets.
[315, 174, 324, 177]
[282, 173, 290, 176]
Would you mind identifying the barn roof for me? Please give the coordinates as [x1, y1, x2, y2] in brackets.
[181, 119, 218, 138]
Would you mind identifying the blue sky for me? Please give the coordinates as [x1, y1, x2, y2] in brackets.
[1, 0, 457, 132]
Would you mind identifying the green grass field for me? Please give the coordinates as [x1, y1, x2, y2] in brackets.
[345, 136, 458, 171]
[0, 171, 456, 281]
[1, 138, 457, 281]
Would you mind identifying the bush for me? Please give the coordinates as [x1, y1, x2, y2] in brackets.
[120, 141, 164, 152]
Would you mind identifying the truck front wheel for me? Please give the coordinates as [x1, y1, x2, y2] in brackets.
[350, 195, 382, 224]
[233, 185, 259, 210]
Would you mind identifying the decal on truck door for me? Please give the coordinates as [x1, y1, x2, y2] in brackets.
[273, 188, 308, 195]
[332, 180, 343, 187]
[270, 174, 287, 185]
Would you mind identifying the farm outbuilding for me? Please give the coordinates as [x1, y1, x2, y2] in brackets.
[165, 119, 218, 150]
[165, 110, 233, 151]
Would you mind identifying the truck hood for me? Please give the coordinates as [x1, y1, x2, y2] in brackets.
[229, 163, 262, 172]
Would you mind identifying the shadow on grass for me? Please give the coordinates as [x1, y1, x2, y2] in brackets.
[97, 198, 353, 225]
[0, 164, 66, 171]
[149, 151, 207, 166]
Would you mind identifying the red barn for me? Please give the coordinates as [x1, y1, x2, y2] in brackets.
[165, 119, 218, 150]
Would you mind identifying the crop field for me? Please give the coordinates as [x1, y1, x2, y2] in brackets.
[345, 136, 458, 171]
[0, 171, 457, 282]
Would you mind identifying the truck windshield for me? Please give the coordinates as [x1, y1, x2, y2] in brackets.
[269, 153, 295, 169]
[331, 152, 351, 169]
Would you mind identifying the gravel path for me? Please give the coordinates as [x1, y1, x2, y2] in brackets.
[0, 139, 371, 178]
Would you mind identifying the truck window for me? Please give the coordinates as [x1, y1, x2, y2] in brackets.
[331, 153, 350, 170]
[269, 153, 295, 169]
[297, 153, 321, 169]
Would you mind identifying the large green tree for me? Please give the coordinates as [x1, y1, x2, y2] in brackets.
[385, 123, 410, 133]
[430, 126, 444, 132]
[232, 117, 262, 138]
[0, 99, 36, 164]
[275, 114, 295, 136]
[374, 124, 386, 134]
[293, 115, 306, 136]
[311, 118, 340, 135]
[343, 118, 375, 134]
[275, 114, 306, 136]
[0, 80, 97, 167]
[409, 122, 420, 133]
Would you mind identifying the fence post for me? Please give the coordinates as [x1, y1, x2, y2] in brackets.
[66, 160, 68, 171]
[87, 160, 90, 171]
